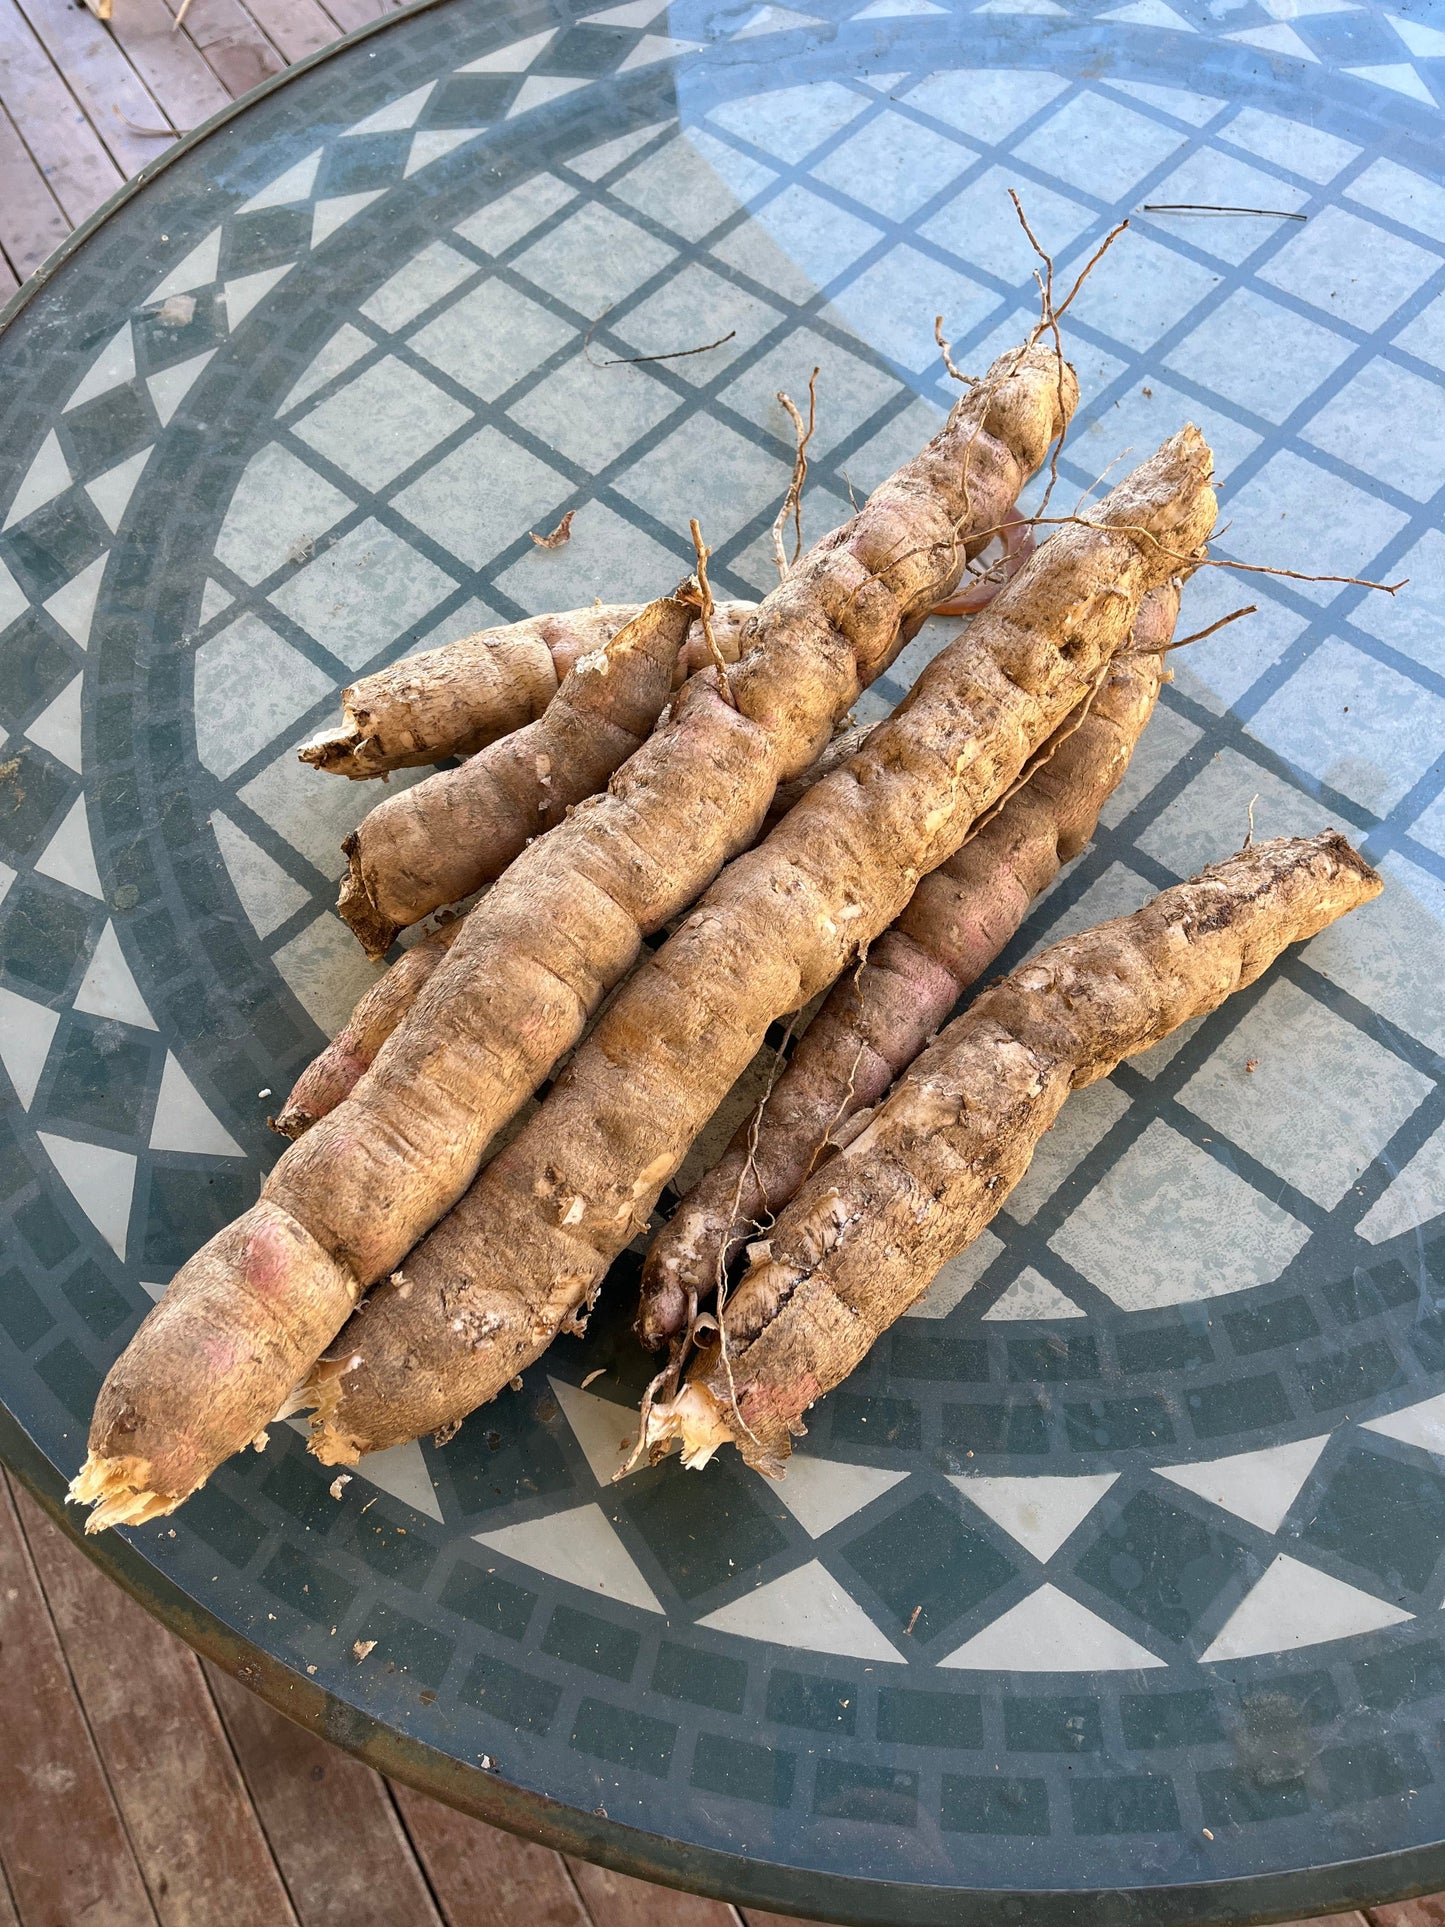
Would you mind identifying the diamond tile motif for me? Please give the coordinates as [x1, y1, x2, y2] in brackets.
[842, 1491, 1017, 1642]
[718, 327, 902, 453]
[360, 241, 476, 332]
[708, 80, 868, 164]
[1180, 978, 1432, 1208]
[268, 518, 456, 670]
[475, 1501, 663, 1612]
[1165, 288, 1353, 424]
[1050, 1118, 1310, 1311]
[613, 262, 781, 385]
[193, 615, 333, 781]
[1249, 637, 1445, 813]
[1352, 526, 1445, 673]
[1220, 451, 1407, 607]
[1306, 851, 1445, 1058]
[214, 444, 353, 587]
[1356, 1119, 1445, 1243]
[507, 353, 679, 475]
[294, 357, 471, 492]
[904, 67, 1067, 142]
[1065, 232, 1222, 352]
[1303, 357, 1445, 500]
[493, 499, 684, 608]
[1003, 1079, 1130, 1223]
[831, 245, 998, 372]
[919, 167, 1093, 285]
[453, 174, 576, 254]
[392, 425, 572, 569]
[1137, 747, 1330, 881]
[938, 1584, 1166, 1670]
[1011, 91, 1187, 201]
[1258, 205, 1440, 330]
[1143, 153, 1309, 265]
[811, 110, 972, 220]
[1219, 104, 1360, 181]
[697, 1560, 907, 1660]
[1300, 1443, 1445, 1594]
[951, 1474, 1119, 1561]
[612, 132, 766, 243]
[1200, 1553, 1411, 1662]
[1075, 1489, 1251, 1643]
[512, 202, 675, 315]
[615, 416, 791, 542]
[1156, 1435, 1332, 1534]
[410, 280, 573, 402]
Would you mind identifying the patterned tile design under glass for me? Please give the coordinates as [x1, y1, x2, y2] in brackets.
[2, 0, 1445, 1918]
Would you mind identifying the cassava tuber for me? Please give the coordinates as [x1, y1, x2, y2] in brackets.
[301, 425, 1214, 1466]
[72, 338, 1073, 1528]
[647, 832, 1382, 1474]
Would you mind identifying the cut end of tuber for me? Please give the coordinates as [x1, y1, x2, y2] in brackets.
[270, 1104, 314, 1141]
[337, 854, 400, 960]
[68, 1451, 183, 1532]
[298, 1353, 365, 1465]
[643, 1383, 736, 1469]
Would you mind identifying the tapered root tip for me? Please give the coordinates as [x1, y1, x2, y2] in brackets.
[643, 1384, 736, 1469]
[68, 1452, 181, 1532]
[270, 1106, 313, 1140]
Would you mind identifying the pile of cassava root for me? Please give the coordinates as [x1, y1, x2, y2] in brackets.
[70, 321, 1386, 1534]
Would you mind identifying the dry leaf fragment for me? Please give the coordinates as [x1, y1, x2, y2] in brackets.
[352, 1639, 376, 1661]
[529, 510, 576, 550]
[329, 1473, 352, 1500]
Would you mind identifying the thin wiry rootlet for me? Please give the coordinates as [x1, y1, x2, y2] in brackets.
[648, 831, 1382, 1473]
[72, 338, 1073, 1528]
[303, 424, 1214, 1466]
[637, 577, 1183, 1349]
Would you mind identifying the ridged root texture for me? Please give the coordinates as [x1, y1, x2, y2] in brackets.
[650, 831, 1382, 1475]
[303, 424, 1217, 1465]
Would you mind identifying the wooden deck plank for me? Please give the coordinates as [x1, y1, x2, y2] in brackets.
[390, 1780, 596, 1927]
[0, 0, 124, 226]
[14, 1485, 301, 1927]
[742, 1913, 833, 1926]
[0, 97, 66, 278]
[14, 0, 179, 173]
[1373, 1904, 1445, 1927]
[0, 1868, 18, 1927]
[205, 1661, 445, 1927]
[231, 0, 338, 65]
[105, 0, 231, 133]
[318, 0, 392, 34]
[0, 1473, 159, 1927]
[568, 1859, 743, 1927]
[158, 0, 282, 97]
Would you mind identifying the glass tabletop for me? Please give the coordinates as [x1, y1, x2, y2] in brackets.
[1, 0, 1444, 1918]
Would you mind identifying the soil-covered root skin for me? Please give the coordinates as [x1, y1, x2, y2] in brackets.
[297, 607, 630, 778]
[69, 1199, 362, 1529]
[652, 830, 1382, 1474]
[638, 581, 1183, 1346]
[273, 919, 463, 1138]
[78, 337, 1073, 1521]
[336, 586, 705, 957]
[302, 423, 1216, 1465]
[298, 603, 759, 779]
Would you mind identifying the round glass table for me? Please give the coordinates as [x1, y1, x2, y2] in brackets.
[2, 0, 1444, 1918]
